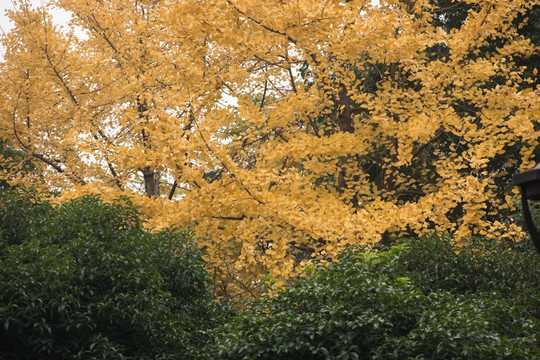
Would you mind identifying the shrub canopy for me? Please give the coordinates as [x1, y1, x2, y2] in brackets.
[215, 236, 540, 359]
[0, 189, 226, 359]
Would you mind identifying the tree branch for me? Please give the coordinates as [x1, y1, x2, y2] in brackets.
[412, 128, 445, 158]
[212, 215, 247, 221]
[226, 0, 297, 44]
[168, 180, 178, 200]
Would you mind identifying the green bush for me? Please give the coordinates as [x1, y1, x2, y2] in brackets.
[397, 235, 540, 319]
[0, 189, 227, 359]
[215, 237, 540, 359]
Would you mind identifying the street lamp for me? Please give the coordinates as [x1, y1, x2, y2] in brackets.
[513, 164, 540, 253]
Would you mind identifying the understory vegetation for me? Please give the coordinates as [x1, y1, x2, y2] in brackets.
[0, 190, 539, 359]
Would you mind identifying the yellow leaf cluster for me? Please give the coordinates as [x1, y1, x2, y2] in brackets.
[1, 0, 538, 298]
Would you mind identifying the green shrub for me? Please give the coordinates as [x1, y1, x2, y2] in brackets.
[397, 235, 540, 319]
[215, 237, 540, 359]
[0, 189, 226, 359]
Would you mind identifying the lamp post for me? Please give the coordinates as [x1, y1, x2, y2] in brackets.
[513, 164, 540, 254]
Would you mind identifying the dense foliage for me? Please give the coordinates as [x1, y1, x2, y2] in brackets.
[0, 1, 539, 357]
[0, 190, 227, 359]
[215, 236, 540, 359]
[1, 0, 538, 296]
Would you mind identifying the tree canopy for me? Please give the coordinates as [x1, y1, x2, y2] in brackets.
[1, 0, 539, 296]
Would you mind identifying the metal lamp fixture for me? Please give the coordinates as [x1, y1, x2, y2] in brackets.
[513, 164, 540, 253]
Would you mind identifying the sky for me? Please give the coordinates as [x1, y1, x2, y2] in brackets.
[0, 0, 17, 35]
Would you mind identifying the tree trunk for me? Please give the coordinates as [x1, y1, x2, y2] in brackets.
[142, 167, 160, 198]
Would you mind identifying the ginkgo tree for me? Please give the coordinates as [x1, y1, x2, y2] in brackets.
[0, 0, 539, 297]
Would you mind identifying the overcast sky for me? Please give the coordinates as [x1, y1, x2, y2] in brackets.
[2, 0, 73, 31]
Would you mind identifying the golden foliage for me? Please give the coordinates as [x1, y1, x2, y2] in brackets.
[1, 0, 539, 297]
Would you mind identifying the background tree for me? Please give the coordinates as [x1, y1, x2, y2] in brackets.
[0, 140, 41, 189]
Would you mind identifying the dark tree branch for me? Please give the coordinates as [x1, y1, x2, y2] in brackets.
[260, 79, 268, 111]
[212, 215, 247, 221]
[412, 128, 445, 158]
[227, 0, 298, 45]
[168, 180, 178, 200]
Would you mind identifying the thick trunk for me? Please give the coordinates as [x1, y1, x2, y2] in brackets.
[142, 167, 160, 198]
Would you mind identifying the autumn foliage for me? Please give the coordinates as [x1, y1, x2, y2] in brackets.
[1, 0, 539, 297]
